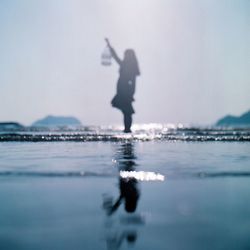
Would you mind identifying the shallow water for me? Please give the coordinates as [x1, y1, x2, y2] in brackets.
[0, 139, 250, 250]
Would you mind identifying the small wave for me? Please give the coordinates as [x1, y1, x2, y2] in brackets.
[0, 171, 114, 178]
[0, 134, 250, 142]
[0, 128, 250, 142]
[196, 171, 250, 178]
[0, 170, 166, 181]
[1, 170, 250, 179]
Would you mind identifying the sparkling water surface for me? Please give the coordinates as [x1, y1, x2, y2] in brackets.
[0, 126, 250, 250]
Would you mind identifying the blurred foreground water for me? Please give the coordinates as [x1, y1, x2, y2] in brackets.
[0, 126, 250, 249]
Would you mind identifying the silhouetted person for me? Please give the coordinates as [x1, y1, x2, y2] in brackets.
[105, 38, 140, 133]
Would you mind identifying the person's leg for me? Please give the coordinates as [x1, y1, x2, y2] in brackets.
[123, 113, 132, 133]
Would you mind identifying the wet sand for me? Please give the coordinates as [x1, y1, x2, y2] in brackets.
[0, 176, 250, 250]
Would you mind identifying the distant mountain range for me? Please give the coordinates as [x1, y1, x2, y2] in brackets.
[0, 115, 82, 131]
[216, 110, 250, 127]
[32, 115, 82, 127]
[1, 111, 250, 130]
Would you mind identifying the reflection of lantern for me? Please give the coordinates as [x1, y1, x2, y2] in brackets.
[101, 46, 112, 66]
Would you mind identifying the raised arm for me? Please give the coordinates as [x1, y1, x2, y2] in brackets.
[105, 38, 122, 65]
[108, 195, 122, 215]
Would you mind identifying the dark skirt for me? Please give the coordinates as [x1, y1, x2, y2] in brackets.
[111, 94, 135, 115]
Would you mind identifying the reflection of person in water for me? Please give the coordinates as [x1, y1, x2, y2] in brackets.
[108, 176, 139, 215]
[105, 38, 140, 133]
[103, 143, 141, 250]
[106, 230, 137, 250]
[108, 143, 140, 215]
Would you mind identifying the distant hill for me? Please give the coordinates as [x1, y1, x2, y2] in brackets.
[0, 122, 25, 131]
[216, 110, 250, 126]
[32, 115, 82, 127]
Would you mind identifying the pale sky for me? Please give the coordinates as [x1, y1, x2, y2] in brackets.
[0, 0, 249, 126]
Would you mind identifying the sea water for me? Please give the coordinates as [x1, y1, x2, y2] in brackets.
[0, 126, 250, 250]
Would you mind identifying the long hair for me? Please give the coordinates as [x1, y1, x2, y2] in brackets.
[122, 49, 140, 77]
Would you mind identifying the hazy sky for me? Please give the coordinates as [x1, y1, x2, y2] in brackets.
[0, 0, 249, 126]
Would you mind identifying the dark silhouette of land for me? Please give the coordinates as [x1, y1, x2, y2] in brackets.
[105, 38, 140, 133]
[216, 110, 250, 126]
[0, 122, 24, 131]
[32, 115, 82, 127]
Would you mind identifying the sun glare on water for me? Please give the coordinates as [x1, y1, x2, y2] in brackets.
[120, 171, 165, 181]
